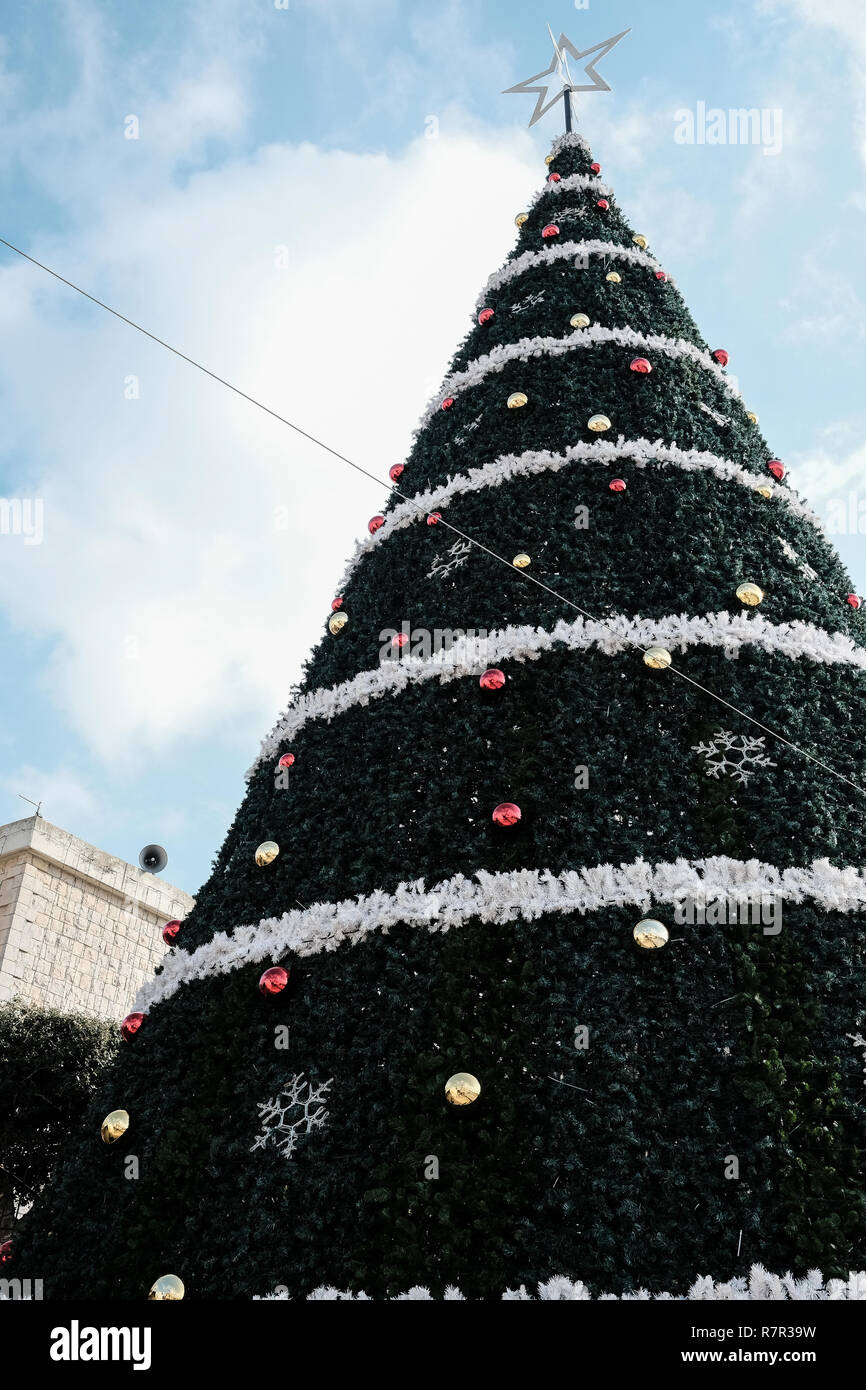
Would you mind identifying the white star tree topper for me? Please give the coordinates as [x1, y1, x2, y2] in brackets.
[503, 25, 631, 128]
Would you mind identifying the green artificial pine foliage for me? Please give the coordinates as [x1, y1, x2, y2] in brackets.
[15, 133, 866, 1299]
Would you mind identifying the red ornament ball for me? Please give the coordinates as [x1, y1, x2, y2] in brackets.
[330, 597, 343, 611]
[441, 397, 455, 411]
[655, 270, 668, 282]
[278, 753, 295, 769]
[767, 460, 786, 481]
[121, 1012, 145, 1042]
[0, 1240, 11, 1265]
[389, 463, 404, 482]
[259, 966, 289, 996]
[847, 593, 862, 609]
[541, 223, 560, 239]
[368, 514, 385, 534]
[630, 357, 652, 374]
[609, 478, 627, 492]
[427, 511, 442, 526]
[478, 307, 494, 324]
[392, 632, 409, 649]
[712, 348, 729, 367]
[596, 198, 609, 210]
[591, 162, 601, 174]
[548, 172, 562, 183]
[162, 919, 182, 945]
[479, 667, 506, 691]
[492, 802, 522, 827]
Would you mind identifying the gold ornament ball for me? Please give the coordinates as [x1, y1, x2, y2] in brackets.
[755, 485, 773, 500]
[514, 212, 529, 227]
[507, 391, 528, 409]
[445, 1072, 481, 1106]
[255, 840, 280, 867]
[100, 1109, 129, 1144]
[328, 612, 348, 635]
[632, 233, 648, 249]
[605, 271, 622, 284]
[634, 919, 669, 949]
[148, 1275, 185, 1301]
[746, 411, 759, 424]
[643, 647, 672, 670]
[736, 582, 764, 607]
[588, 413, 612, 433]
[544, 154, 555, 166]
[570, 313, 591, 329]
[512, 553, 531, 569]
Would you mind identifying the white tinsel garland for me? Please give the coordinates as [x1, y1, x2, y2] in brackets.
[416, 323, 740, 433]
[474, 238, 664, 309]
[133, 854, 866, 1014]
[548, 132, 591, 159]
[337, 437, 821, 591]
[3, 1266, 863, 1301]
[529, 171, 612, 207]
[252, 1267, 866, 1300]
[251, 610, 866, 774]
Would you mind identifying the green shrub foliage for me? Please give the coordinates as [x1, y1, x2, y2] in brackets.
[0, 1001, 117, 1235]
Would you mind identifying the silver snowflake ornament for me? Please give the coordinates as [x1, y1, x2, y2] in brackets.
[453, 414, 482, 446]
[697, 401, 731, 427]
[427, 538, 472, 581]
[776, 536, 817, 582]
[512, 291, 547, 314]
[251, 1073, 333, 1161]
[691, 730, 776, 785]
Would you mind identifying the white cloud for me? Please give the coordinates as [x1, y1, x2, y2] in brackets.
[2, 0, 864, 785]
[778, 247, 866, 340]
[0, 109, 543, 768]
[760, 0, 866, 55]
[758, 0, 866, 163]
[0, 765, 99, 828]
[794, 439, 866, 506]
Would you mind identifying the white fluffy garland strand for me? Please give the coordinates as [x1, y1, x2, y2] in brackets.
[254, 1267, 866, 1300]
[336, 438, 822, 591]
[250, 611, 866, 775]
[529, 170, 613, 206]
[474, 238, 664, 311]
[549, 132, 591, 159]
[133, 855, 866, 1014]
[417, 323, 740, 432]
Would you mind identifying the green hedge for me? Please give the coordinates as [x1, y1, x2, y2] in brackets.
[0, 1000, 117, 1237]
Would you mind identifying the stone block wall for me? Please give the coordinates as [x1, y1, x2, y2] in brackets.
[0, 816, 194, 1021]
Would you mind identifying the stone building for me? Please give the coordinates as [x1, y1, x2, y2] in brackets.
[0, 815, 194, 1022]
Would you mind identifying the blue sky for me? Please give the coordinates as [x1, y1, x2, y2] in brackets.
[0, 0, 864, 895]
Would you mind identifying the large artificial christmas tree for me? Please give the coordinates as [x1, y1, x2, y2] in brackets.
[17, 128, 866, 1300]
